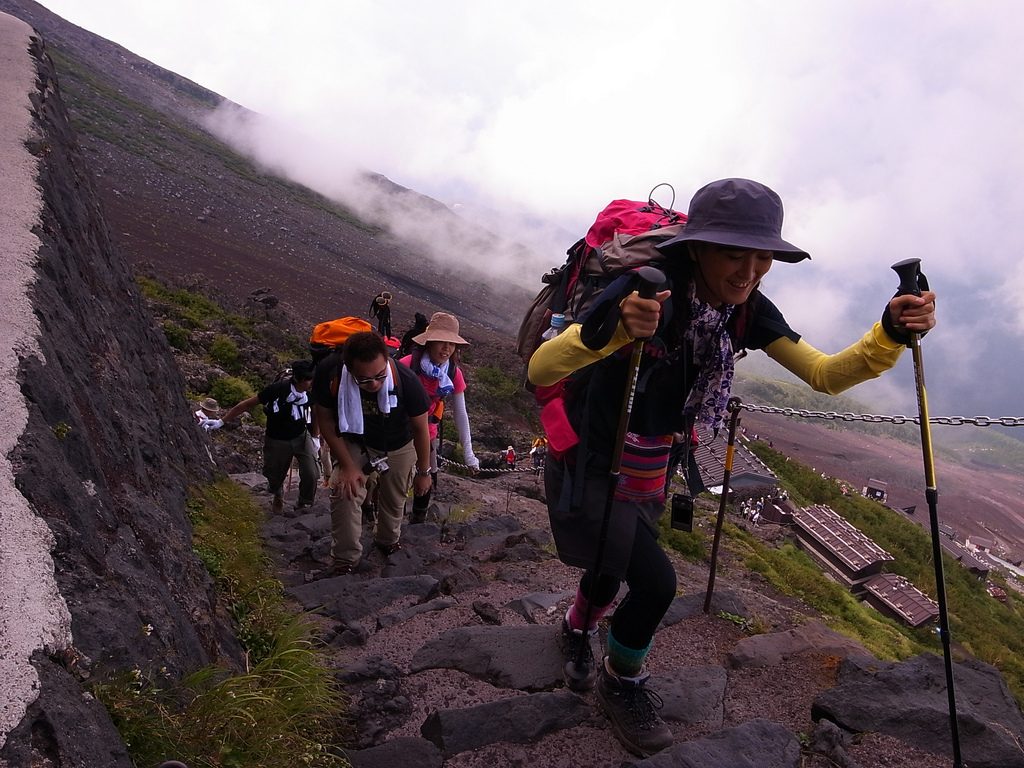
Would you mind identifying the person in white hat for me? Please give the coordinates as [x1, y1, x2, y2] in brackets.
[399, 312, 480, 522]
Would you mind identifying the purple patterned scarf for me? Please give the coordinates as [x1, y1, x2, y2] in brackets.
[682, 283, 735, 432]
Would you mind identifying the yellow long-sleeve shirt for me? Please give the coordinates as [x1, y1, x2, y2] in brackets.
[528, 317, 904, 396]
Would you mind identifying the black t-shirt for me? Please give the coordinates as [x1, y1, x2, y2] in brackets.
[313, 353, 430, 451]
[259, 379, 311, 440]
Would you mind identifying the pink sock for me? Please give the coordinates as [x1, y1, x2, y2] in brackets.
[566, 588, 612, 632]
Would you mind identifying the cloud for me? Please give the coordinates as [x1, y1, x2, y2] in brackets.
[41, 0, 1024, 422]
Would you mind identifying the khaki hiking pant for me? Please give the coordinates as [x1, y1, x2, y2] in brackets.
[329, 438, 416, 566]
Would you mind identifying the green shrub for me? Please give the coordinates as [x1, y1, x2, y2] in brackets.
[209, 376, 254, 408]
[162, 320, 190, 350]
[209, 334, 243, 373]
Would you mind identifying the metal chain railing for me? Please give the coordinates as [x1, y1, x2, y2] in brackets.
[439, 456, 537, 473]
[740, 402, 1024, 428]
[435, 403, 1024, 479]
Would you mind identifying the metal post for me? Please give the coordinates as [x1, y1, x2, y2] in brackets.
[704, 397, 742, 613]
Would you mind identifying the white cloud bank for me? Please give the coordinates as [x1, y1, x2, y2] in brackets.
[37, 0, 1024, 417]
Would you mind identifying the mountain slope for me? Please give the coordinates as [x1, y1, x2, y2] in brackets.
[0, 0, 532, 342]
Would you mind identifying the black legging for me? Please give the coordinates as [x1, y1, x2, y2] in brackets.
[579, 519, 677, 650]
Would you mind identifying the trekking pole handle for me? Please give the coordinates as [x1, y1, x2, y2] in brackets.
[634, 265, 666, 300]
[891, 258, 923, 298]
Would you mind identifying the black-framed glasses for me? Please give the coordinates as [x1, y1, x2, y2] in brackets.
[353, 367, 388, 386]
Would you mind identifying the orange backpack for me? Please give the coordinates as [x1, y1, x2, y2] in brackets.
[309, 316, 373, 363]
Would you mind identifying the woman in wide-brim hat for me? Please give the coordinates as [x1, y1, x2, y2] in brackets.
[400, 312, 479, 521]
[528, 177, 937, 756]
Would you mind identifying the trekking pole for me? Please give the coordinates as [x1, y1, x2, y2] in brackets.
[891, 257, 962, 767]
[703, 397, 742, 613]
[567, 266, 665, 688]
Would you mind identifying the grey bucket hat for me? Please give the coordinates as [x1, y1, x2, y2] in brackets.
[657, 178, 810, 263]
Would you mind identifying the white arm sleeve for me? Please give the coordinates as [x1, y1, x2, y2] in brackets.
[450, 392, 478, 468]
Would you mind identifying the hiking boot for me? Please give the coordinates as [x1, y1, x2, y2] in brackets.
[374, 540, 402, 557]
[271, 494, 284, 514]
[596, 661, 673, 757]
[304, 562, 353, 582]
[294, 499, 313, 511]
[559, 619, 598, 692]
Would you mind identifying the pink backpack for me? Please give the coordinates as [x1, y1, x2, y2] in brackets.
[515, 184, 686, 362]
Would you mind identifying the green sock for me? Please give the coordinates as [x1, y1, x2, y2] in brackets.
[606, 630, 651, 678]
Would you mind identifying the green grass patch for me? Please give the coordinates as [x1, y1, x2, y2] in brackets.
[186, 481, 284, 659]
[471, 365, 539, 429]
[474, 365, 520, 402]
[137, 275, 253, 333]
[94, 480, 350, 766]
[93, 618, 349, 768]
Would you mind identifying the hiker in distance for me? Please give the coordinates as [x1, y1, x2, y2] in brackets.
[313, 331, 432, 577]
[369, 290, 394, 339]
[399, 312, 481, 522]
[205, 360, 319, 513]
[527, 177, 937, 757]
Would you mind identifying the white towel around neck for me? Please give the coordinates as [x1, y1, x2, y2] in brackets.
[285, 384, 308, 421]
[337, 361, 397, 435]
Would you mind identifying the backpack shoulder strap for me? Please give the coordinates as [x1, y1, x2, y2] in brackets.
[388, 358, 404, 400]
[330, 355, 343, 400]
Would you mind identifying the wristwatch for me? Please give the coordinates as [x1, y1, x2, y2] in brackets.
[415, 468, 431, 477]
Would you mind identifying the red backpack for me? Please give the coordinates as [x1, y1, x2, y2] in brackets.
[515, 184, 686, 362]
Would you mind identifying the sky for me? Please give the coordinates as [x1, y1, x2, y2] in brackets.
[33, 0, 1024, 425]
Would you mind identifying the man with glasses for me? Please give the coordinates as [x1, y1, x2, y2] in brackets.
[312, 332, 432, 577]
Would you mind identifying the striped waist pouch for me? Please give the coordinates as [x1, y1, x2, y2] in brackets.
[614, 433, 673, 504]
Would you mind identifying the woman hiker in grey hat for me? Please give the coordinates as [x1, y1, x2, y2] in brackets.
[528, 177, 937, 758]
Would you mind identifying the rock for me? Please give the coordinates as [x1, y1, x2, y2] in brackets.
[808, 719, 858, 768]
[348, 737, 443, 768]
[287, 575, 439, 622]
[410, 625, 564, 690]
[376, 597, 457, 630]
[629, 718, 801, 767]
[229, 471, 269, 489]
[472, 600, 503, 625]
[505, 590, 573, 623]
[812, 654, 1024, 768]
[729, 621, 872, 668]
[659, 589, 753, 629]
[657, 666, 728, 728]
[420, 691, 590, 757]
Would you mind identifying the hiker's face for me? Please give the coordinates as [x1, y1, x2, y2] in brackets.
[427, 340, 456, 365]
[692, 244, 773, 306]
[351, 354, 389, 394]
[294, 377, 314, 392]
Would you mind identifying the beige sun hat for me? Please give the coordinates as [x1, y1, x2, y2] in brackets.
[412, 312, 468, 346]
[198, 397, 222, 416]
